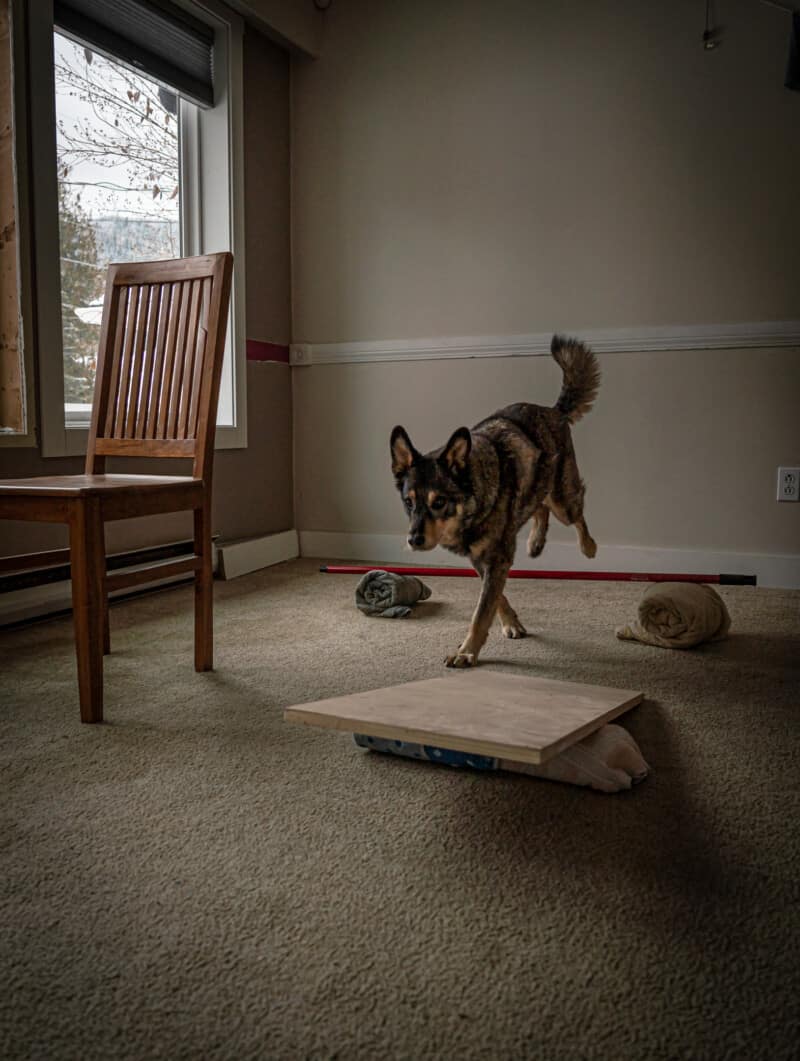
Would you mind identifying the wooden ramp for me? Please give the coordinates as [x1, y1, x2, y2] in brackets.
[284, 671, 644, 765]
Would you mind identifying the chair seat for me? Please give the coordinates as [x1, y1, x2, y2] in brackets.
[0, 475, 205, 521]
[0, 474, 204, 498]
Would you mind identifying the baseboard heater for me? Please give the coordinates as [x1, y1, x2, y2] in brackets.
[0, 538, 211, 628]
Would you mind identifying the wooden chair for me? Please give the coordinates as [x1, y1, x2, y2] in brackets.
[0, 252, 233, 723]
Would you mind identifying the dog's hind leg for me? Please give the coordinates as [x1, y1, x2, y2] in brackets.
[527, 505, 550, 558]
[574, 515, 597, 558]
[546, 464, 597, 558]
[546, 452, 597, 558]
[547, 500, 597, 559]
[546, 498, 597, 558]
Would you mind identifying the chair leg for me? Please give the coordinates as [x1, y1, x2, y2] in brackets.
[103, 597, 111, 655]
[194, 503, 213, 672]
[69, 498, 105, 723]
[100, 521, 110, 655]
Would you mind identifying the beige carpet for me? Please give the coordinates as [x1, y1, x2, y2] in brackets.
[1, 559, 799, 1060]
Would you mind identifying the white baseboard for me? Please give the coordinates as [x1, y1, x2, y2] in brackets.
[298, 530, 800, 590]
[216, 529, 299, 580]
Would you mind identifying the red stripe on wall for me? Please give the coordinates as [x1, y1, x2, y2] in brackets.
[246, 339, 290, 363]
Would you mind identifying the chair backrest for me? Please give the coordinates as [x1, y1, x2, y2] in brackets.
[85, 252, 233, 480]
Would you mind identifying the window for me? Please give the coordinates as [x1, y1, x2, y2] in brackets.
[55, 33, 183, 426]
[20, 0, 245, 456]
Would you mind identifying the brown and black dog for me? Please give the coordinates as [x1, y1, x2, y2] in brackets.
[390, 335, 600, 667]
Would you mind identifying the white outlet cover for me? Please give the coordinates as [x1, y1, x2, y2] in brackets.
[777, 467, 800, 502]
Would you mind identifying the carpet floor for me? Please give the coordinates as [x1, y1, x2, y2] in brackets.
[1, 559, 799, 1060]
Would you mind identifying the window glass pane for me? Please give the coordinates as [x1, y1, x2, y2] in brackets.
[54, 31, 182, 423]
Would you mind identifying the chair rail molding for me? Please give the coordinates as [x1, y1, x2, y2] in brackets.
[290, 320, 800, 367]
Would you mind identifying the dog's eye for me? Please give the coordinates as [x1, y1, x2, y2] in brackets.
[404, 497, 413, 510]
[430, 497, 446, 511]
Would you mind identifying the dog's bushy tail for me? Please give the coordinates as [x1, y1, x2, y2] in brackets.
[551, 335, 600, 424]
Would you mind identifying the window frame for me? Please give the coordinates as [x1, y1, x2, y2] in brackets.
[1, 0, 36, 447]
[20, 0, 246, 457]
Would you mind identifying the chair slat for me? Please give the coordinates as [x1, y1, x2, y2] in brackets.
[178, 280, 203, 439]
[135, 285, 161, 439]
[114, 285, 138, 437]
[113, 285, 142, 438]
[187, 277, 212, 439]
[146, 282, 174, 440]
[103, 286, 129, 437]
[125, 284, 152, 438]
[157, 280, 185, 439]
[167, 280, 193, 439]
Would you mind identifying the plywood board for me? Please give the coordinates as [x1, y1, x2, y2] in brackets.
[284, 671, 643, 765]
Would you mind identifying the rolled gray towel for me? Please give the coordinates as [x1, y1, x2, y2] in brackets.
[355, 569, 432, 618]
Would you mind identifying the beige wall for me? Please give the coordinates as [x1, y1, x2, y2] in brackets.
[294, 347, 800, 556]
[291, 0, 800, 564]
[244, 26, 291, 346]
[292, 0, 800, 340]
[0, 25, 293, 558]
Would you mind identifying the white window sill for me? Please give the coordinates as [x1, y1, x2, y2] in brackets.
[60, 405, 246, 453]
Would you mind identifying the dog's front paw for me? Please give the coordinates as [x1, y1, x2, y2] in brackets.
[444, 651, 476, 668]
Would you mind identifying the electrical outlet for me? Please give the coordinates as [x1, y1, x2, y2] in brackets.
[777, 467, 800, 502]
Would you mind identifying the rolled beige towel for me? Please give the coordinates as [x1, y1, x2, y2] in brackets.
[616, 581, 731, 649]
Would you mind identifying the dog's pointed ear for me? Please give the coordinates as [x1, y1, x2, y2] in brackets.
[390, 426, 417, 476]
[442, 427, 471, 473]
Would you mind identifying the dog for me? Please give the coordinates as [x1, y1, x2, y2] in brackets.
[390, 335, 600, 667]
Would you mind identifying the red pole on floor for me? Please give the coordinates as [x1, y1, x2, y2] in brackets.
[319, 565, 756, 585]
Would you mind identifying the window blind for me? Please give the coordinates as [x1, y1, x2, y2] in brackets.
[53, 0, 214, 107]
